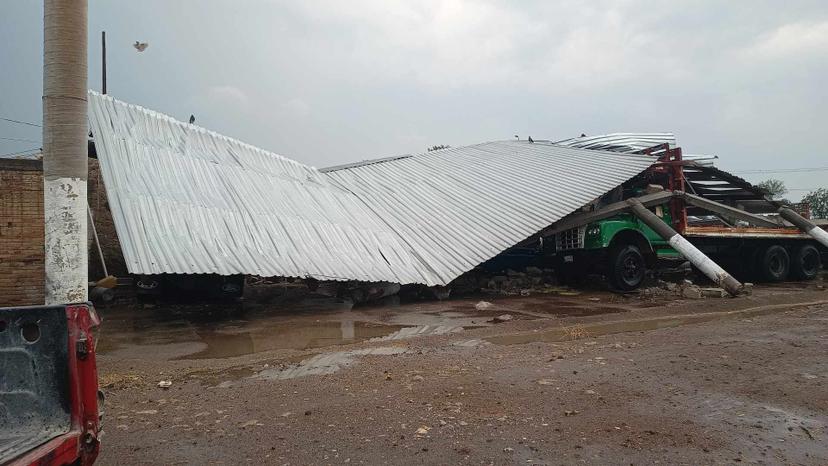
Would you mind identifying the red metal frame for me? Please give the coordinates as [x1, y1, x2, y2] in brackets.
[10, 304, 101, 466]
[642, 144, 688, 234]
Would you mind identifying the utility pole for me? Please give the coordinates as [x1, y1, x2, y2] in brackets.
[101, 30, 106, 94]
[43, 0, 88, 304]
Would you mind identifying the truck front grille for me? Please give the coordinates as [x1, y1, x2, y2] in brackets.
[556, 226, 585, 251]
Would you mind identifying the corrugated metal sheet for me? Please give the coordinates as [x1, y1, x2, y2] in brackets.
[89, 93, 656, 286]
[88, 91, 438, 284]
[554, 132, 719, 166]
[554, 133, 676, 153]
[324, 140, 656, 285]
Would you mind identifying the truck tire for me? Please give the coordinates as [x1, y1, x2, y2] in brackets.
[759, 245, 790, 282]
[791, 244, 821, 280]
[609, 244, 646, 291]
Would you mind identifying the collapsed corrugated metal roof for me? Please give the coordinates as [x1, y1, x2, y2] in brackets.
[554, 132, 718, 166]
[89, 92, 656, 286]
[88, 92, 436, 284]
[554, 133, 676, 153]
[323, 141, 656, 285]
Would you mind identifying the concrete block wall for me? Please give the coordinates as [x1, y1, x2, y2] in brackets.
[0, 159, 45, 306]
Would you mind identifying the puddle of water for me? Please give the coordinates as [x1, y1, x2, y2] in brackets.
[178, 321, 406, 360]
[253, 346, 408, 380]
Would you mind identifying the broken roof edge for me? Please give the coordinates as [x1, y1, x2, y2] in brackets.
[88, 90, 312, 173]
[320, 138, 657, 174]
[320, 154, 414, 173]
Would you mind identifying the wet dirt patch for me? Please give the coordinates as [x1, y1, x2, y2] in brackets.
[486, 300, 828, 346]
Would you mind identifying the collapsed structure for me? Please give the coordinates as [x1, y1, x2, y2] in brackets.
[87, 92, 655, 286]
[87, 92, 827, 298]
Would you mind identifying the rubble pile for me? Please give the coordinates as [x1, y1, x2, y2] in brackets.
[640, 279, 737, 299]
[476, 267, 562, 296]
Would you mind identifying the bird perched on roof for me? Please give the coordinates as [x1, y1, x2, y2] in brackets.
[189, 115, 195, 124]
[528, 136, 534, 143]
[133, 41, 149, 52]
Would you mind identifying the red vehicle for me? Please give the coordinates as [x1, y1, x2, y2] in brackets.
[0, 303, 102, 466]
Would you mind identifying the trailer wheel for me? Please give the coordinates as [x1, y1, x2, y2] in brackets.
[609, 244, 646, 291]
[759, 245, 790, 282]
[791, 244, 821, 280]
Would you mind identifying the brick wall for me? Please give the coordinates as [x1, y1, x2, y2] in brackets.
[0, 159, 45, 306]
[0, 158, 126, 306]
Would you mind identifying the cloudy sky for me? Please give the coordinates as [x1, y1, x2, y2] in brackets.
[1, 1, 826, 199]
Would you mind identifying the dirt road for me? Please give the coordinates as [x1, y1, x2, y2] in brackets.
[95, 283, 828, 465]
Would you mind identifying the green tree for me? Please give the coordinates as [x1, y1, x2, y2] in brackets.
[802, 188, 828, 219]
[756, 179, 787, 199]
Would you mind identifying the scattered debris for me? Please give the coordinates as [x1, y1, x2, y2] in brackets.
[415, 426, 430, 435]
[681, 285, 703, 299]
[157, 380, 172, 389]
[564, 410, 580, 416]
[475, 301, 493, 311]
[701, 287, 727, 298]
[488, 314, 513, 324]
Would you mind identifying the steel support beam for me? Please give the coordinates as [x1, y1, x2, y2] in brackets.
[544, 190, 675, 236]
[679, 192, 781, 228]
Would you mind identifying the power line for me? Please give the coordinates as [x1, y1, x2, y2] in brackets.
[0, 117, 41, 128]
[734, 166, 828, 175]
[0, 136, 41, 143]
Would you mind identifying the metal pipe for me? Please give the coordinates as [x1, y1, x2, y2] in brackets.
[627, 198, 743, 296]
[87, 205, 108, 277]
[43, 0, 89, 304]
[778, 207, 828, 248]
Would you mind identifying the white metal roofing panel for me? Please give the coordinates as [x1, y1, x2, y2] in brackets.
[89, 93, 656, 287]
[88, 91, 440, 284]
[554, 133, 676, 153]
[324, 141, 656, 285]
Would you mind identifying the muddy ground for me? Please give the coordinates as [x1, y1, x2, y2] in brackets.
[94, 281, 828, 465]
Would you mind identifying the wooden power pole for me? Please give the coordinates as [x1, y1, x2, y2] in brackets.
[43, 0, 88, 304]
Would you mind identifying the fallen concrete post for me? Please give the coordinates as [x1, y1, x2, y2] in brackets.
[626, 198, 743, 296]
[778, 207, 828, 249]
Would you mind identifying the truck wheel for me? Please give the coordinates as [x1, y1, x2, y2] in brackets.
[791, 244, 821, 280]
[759, 245, 790, 282]
[610, 244, 646, 291]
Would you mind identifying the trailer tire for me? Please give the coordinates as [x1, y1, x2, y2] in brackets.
[759, 245, 790, 282]
[791, 244, 821, 280]
[609, 244, 646, 291]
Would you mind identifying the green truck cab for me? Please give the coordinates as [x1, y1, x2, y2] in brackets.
[554, 203, 679, 290]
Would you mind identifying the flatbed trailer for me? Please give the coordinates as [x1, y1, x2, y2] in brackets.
[545, 145, 827, 295]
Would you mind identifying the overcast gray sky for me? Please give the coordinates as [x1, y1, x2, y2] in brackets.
[2, 1, 826, 199]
